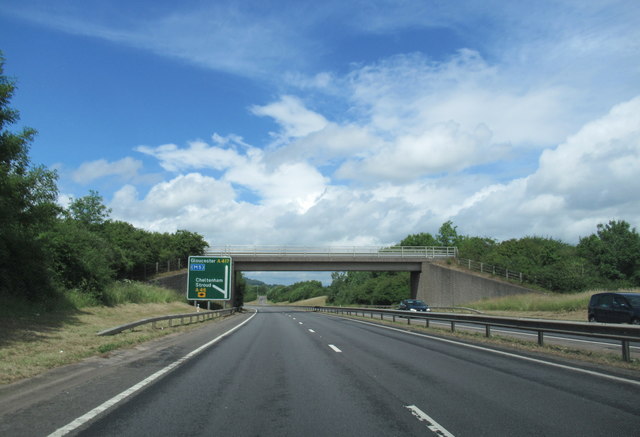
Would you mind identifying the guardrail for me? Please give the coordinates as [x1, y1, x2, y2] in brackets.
[97, 308, 239, 336]
[304, 306, 640, 362]
[206, 245, 458, 258]
[330, 304, 483, 314]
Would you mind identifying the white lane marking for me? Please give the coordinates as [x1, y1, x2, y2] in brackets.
[47, 312, 258, 437]
[333, 316, 640, 388]
[406, 405, 455, 437]
[308, 329, 315, 333]
[328, 344, 342, 353]
[299, 322, 303, 325]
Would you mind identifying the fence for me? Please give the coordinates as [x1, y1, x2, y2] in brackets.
[124, 257, 189, 281]
[304, 305, 640, 361]
[455, 257, 588, 291]
[207, 245, 458, 258]
[456, 258, 525, 282]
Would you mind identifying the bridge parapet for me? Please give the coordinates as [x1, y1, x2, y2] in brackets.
[206, 245, 457, 259]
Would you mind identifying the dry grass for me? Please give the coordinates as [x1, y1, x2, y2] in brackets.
[247, 296, 328, 306]
[286, 296, 327, 306]
[0, 302, 211, 385]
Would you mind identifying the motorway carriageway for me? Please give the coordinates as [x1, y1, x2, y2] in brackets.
[2, 306, 639, 436]
[373, 311, 640, 357]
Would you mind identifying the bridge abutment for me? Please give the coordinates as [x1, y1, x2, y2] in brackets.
[415, 261, 535, 307]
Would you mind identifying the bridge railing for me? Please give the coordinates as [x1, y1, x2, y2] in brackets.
[206, 245, 458, 258]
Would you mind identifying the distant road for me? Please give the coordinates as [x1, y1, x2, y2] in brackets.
[3, 307, 639, 436]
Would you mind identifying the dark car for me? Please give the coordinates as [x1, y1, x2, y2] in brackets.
[398, 299, 430, 312]
[588, 292, 640, 324]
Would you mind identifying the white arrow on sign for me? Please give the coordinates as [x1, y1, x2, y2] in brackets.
[209, 265, 229, 297]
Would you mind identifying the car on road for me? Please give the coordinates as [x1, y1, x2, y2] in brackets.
[588, 292, 640, 324]
[398, 299, 430, 312]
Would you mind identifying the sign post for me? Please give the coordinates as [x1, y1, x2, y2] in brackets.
[187, 256, 232, 301]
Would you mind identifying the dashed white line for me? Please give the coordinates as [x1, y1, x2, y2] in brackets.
[308, 329, 315, 333]
[328, 344, 342, 353]
[406, 405, 455, 436]
[299, 322, 303, 325]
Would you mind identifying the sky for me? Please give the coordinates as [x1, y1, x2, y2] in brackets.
[1, 0, 639, 284]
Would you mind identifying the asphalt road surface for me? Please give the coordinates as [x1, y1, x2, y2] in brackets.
[3, 307, 640, 436]
[378, 311, 640, 357]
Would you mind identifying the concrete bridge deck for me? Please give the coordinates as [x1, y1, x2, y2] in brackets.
[199, 246, 534, 305]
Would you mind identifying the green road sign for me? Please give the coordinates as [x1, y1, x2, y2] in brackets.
[187, 256, 232, 300]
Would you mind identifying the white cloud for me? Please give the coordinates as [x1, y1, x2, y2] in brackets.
[528, 95, 640, 210]
[111, 173, 236, 219]
[336, 121, 503, 181]
[226, 161, 328, 213]
[345, 50, 575, 147]
[451, 95, 640, 242]
[268, 123, 383, 167]
[4, 2, 314, 78]
[135, 135, 250, 172]
[109, 86, 640, 248]
[251, 95, 329, 139]
[133, 133, 329, 215]
[72, 157, 142, 183]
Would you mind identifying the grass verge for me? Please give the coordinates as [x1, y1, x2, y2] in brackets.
[0, 295, 219, 386]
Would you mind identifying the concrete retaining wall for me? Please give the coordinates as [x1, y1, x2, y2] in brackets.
[416, 262, 536, 306]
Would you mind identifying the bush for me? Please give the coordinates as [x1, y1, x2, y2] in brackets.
[100, 281, 185, 307]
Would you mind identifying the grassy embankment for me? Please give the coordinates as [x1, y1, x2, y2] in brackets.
[0, 282, 208, 385]
[468, 290, 595, 320]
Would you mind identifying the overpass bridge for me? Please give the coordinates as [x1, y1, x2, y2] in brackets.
[205, 245, 456, 272]
[202, 246, 533, 306]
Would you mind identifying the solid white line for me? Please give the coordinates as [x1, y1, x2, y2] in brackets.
[308, 329, 315, 333]
[47, 311, 258, 437]
[338, 316, 640, 387]
[328, 344, 342, 353]
[406, 405, 455, 437]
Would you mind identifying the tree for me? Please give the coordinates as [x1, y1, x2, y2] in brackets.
[457, 235, 496, 260]
[170, 229, 208, 258]
[437, 220, 459, 246]
[68, 190, 111, 227]
[0, 53, 59, 299]
[577, 220, 640, 285]
[40, 220, 115, 296]
[399, 232, 438, 246]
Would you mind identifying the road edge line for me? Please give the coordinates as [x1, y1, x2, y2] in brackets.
[47, 311, 258, 437]
[324, 313, 640, 387]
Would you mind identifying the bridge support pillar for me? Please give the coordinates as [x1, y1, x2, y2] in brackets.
[410, 271, 420, 299]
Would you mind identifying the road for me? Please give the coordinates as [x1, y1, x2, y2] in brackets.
[376, 311, 640, 356]
[3, 307, 640, 436]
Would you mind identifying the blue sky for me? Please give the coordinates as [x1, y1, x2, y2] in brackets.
[1, 1, 639, 284]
